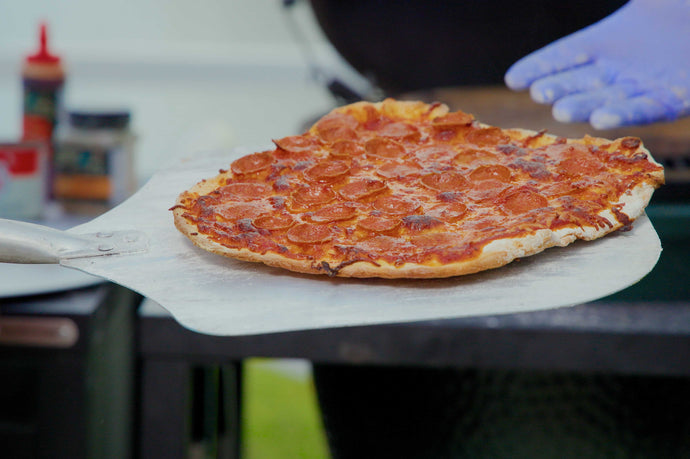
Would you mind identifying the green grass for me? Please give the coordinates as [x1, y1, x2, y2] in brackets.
[242, 359, 330, 459]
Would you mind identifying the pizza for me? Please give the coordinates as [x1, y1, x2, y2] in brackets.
[171, 98, 664, 278]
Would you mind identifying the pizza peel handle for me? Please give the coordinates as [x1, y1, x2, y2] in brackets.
[0, 218, 148, 265]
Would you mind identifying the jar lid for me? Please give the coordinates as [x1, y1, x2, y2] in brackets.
[69, 111, 131, 130]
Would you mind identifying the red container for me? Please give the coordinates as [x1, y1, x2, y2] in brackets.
[0, 142, 48, 220]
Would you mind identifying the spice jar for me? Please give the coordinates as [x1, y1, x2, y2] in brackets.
[54, 110, 136, 214]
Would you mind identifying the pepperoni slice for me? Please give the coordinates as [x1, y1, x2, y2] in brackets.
[466, 127, 511, 146]
[357, 216, 400, 233]
[320, 112, 358, 129]
[433, 125, 471, 143]
[213, 202, 266, 221]
[453, 147, 498, 165]
[320, 126, 357, 142]
[253, 213, 295, 231]
[287, 223, 333, 244]
[308, 203, 357, 223]
[542, 181, 590, 199]
[219, 183, 271, 201]
[464, 180, 509, 202]
[414, 145, 457, 164]
[426, 202, 468, 223]
[469, 165, 512, 182]
[290, 186, 336, 207]
[372, 196, 420, 215]
[314, 113, 359, 142]
[376, 162, 422, 179]
[420, 171, 468, 192]
[558, 157, 604, 176]
[330, 140, 364, 158]
[273, 135, 321, 154]
[231, 151, 274, 175]
[364, 138, 406, 159]
[304, 161, 350, 182]
[338, 179, 387, 201]
[401, 215, 444, 232]
[432, 111, 474, 127]
[377, 122, 420, 141]
[502, 189, 549, 214]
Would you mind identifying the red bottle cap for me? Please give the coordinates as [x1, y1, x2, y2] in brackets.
[26, 23, 60, 65]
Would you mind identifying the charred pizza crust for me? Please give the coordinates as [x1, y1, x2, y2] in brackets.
[172, 99, 664, 279]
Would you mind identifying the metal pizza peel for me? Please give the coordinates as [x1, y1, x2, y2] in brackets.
[0, 148, 662, 336]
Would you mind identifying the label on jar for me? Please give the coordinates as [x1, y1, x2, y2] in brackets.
[0, 143, 47, 220]
[54, 141, 126, 204]
[22, 78, 63, 142]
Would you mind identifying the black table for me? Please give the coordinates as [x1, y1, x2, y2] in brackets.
[138, 296, 690, 458]
[137, 203, 690, 459]
[139, 298, 690, 375]
[0, 283, 141, 459]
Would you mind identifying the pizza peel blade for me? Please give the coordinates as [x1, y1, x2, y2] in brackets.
[0, 149, 663, 336]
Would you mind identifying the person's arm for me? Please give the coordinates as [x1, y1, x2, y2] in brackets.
[504, 0, 690, 129]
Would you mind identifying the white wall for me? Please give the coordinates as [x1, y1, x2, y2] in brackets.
[0, 0, 334, 69]
[0, 1, 320, 47]
[0, 0, 361, 183]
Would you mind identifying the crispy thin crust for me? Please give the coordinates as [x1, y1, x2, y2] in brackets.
[172, 100, 664, 279]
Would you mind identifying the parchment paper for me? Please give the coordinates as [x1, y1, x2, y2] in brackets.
[64, 149, 662, 336]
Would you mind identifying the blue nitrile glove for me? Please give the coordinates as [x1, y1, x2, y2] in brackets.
[504, 0, 690, 130]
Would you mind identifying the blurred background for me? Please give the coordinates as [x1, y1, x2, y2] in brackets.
[0, 0, 353, 186]
[0, 0, 633, 187]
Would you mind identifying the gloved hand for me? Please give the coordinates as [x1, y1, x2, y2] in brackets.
[504, 0, 690, 129]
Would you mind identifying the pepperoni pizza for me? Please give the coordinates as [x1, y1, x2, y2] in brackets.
[172, 99, 664, 278]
